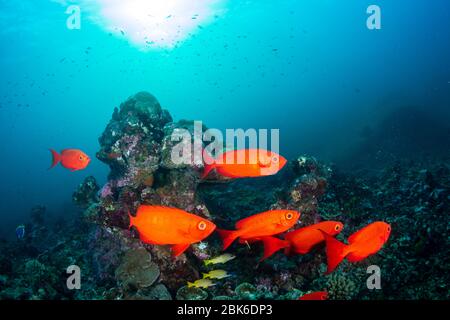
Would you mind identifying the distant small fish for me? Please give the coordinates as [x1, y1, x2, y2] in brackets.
[187, 279, 216, 289]
[16, 225, 25, 239]
[204, 253, 236, 266]
[49, 149, 90, 171]
[202, 270, 230, 280]
[298, 291, 328, 300]
[120, 30, 125, 36]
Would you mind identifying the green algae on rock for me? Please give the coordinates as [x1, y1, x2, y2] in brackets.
[235, 282, 261, 300]
[176, 285, 208, 300]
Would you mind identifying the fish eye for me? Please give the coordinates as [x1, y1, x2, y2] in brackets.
[387, 226, 391, 232]
[198, 221, 207, 231]
[286, 212, 294, 220]
[272, 156, 279, 163]
[335, 224, 341, 231]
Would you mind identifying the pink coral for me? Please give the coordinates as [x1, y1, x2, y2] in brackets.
[100, 183, 114, 198]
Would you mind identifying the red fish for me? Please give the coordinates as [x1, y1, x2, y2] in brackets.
[217, 209, 300, 251]
[258, 236, 290, 261]
[298, 291, 328, 300]
[241, 221, 343, 261]
[284, 221, 344, 255]
[129, 205, 216, 257]
[49, 149, 90, 171]
[202, 149, 287, 179]
[321, 221, 391, 274]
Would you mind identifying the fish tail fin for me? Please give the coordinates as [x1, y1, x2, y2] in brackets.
[201, 164, 215, 179]
[203, 260, 211, 266]
[260, 236, 290, 262]
[128, 210, 135, 229]
[319, 230, 349, 274]
[49, 149, 61, 169]
[216, 229, 239, 251]
[202, 273, 209, 279]
[201, 149, 216, 179]
[283, 242, 292, 256]
[187, 282, 194, 288]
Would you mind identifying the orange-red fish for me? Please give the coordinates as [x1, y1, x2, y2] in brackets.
[285, 221, 344, 255]
[239, 221, 343, 261]
[321, 221, 391, 274]
[217, 209, 300, 251]
[129, 205, 216, 257]
[202, 149, 287, 179]
[298, 291, 328, 300]
[49, 149, 90, 171]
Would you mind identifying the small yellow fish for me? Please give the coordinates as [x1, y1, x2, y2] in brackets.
[204, 253, 236, 266]
[187, 279, 216, 289]
[202, 270, 230, 280]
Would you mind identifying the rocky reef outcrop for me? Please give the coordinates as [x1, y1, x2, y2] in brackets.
[78, 92, 449, 300]
[1, 91, 447, 300]
[80, 91, 333, 299]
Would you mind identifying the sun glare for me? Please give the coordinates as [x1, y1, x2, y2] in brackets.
[87, 0, 226, 50]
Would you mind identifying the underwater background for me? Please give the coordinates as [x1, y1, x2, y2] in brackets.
[0, 0, 449, 300]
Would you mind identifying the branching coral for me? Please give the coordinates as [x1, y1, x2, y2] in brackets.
[326, 273, 358, 300]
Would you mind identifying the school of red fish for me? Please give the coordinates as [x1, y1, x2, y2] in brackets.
[50, 147, 391, 300]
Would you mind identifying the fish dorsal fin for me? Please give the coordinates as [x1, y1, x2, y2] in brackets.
[171, 243, 190, 257]
[139, 205, 171, 212]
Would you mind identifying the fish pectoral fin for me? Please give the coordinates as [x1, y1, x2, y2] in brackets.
[171, 243, 190, 257]
[258, 160, 271, 168]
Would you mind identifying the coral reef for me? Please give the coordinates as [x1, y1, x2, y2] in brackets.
[176, 286, 208, 300]
[72, 176, 100, 209]
[115, 247, 160, 291]
[0, 91, 448, 300]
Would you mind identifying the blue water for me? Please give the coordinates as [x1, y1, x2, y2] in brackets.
[0, 0, 449, 237]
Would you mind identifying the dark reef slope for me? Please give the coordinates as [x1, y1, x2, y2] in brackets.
[0, 92, 448, 300]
